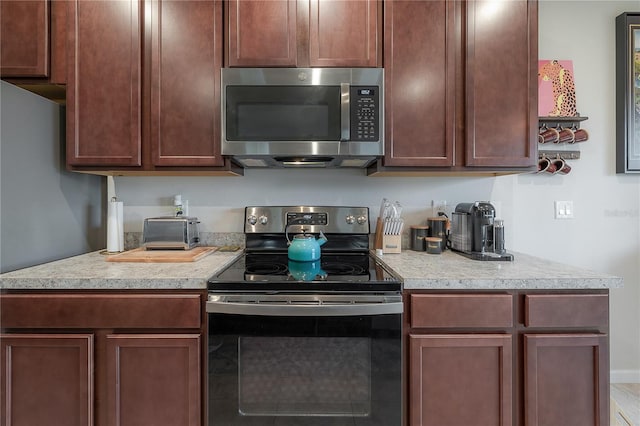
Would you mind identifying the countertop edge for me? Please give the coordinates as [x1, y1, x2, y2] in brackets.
[0, 249, 624, 291]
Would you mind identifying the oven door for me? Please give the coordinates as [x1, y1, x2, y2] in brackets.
[206, 294, 402, 426]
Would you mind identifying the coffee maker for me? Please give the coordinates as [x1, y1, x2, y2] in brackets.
[450, 202, 513, 261]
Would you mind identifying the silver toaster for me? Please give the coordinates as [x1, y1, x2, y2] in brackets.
[142, 216, 200, 250]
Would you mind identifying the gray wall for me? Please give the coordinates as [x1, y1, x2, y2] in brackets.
[0, 81, 105, 273]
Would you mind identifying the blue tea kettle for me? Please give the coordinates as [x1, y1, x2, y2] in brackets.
[286, 229, 328, 262]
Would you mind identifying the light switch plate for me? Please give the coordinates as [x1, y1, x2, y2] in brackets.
[554, 201, 574, 219]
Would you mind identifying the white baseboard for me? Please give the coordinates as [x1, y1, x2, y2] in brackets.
[611, 370, 640, 383]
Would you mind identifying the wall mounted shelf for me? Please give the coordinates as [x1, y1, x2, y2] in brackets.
[539, 116, 589, 129]
[539, 150, 581, 160]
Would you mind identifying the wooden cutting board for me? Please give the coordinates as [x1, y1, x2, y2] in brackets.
[106, 247, 218, 263]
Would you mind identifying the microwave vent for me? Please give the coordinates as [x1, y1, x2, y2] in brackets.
[238, 158, 269, 167]
[338, 158, 372, 168]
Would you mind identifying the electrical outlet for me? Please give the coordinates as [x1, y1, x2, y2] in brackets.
[431, 200, 447, 215]
[554, 201, 574, 219]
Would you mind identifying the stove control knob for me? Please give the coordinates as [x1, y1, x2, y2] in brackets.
[247, 215, 257, 226]
[259, 215, 268, 225]
[345, 215, 355, 224]
[357, 216, 367, 225]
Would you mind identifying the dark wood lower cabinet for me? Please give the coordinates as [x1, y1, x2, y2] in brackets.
[410, 334, 513, 426]
[0, 334, 93, 426]
[406, 290, 610, 426]
[0, 292, 206, 426]
[524, 333, 609, 426]
[106, 334, 201, 426]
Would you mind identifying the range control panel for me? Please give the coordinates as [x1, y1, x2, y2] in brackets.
[286, 212, 328, 226]
[350, 87, 379, 141]
[244, 206, 370, 235]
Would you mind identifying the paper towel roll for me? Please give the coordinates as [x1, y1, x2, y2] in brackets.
[107, 200, 124, 253]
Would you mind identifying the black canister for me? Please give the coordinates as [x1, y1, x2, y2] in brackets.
[427, 217, 448, 251]
[425, 237, 443, 254]
[410, 226, 429, 251]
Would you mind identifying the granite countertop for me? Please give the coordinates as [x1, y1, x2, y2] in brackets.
[0, 248, 623, 291]
[375, 250, 623, 290]
[0, 250, 242, 290]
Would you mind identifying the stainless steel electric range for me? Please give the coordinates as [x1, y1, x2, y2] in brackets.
[206, 206, 403, 426]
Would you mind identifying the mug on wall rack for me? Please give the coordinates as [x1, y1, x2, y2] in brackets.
[537, 157, 557, 173]
[571, 128, 589, 143]
[557, 127, 575, 144]
[539, 125, 559, 144]
[551, 157, 572, 175]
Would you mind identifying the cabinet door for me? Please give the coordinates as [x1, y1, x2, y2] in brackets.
[0, 0, 48, 77]
[149, 0, 224, 166]
[309, 0, 381, 67]
[106, 334, 201, 426]
[465, 0, 537, 167]
[524, 333, 608, 426]
[226, 0, 297, 67]
[66, 0, 142, 166]
[383, 0, 456, 167]
[0, 334, 93, 426]
[410, 334, 512, 426]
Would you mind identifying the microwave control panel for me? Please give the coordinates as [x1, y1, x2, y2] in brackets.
[350, 87, 379, 141]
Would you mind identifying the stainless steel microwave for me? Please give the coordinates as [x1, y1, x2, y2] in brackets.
[222, 68, 384, 168]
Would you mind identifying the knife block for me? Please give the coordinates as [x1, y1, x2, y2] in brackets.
[375, 217, 402, 253]
[382, 235, 401, 254]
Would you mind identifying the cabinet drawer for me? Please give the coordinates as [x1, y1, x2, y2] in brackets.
[410, 294, 513, 328]
[524, 294, 608, 328]
[0, 294, 201, 329]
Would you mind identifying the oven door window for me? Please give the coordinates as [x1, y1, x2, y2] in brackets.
[225, 86, 341, 141]
[208, 314, 401, 425]
[239, 336, 370, 416]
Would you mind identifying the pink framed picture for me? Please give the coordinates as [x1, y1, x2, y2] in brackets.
[538, 60, 578, 117]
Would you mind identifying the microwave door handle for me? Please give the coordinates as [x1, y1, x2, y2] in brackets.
[340, 83, 350, 141]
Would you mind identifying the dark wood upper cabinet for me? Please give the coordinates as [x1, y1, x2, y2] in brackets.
[465, 0, 537, 167]
[0, 0, 49, 78]
[149, 0, 224, 167]
[308, 0, 381, 67]
[67, 0, 230, 172]
[66, 0, 142, 167]
[225, 0, 381, 68]
[0, 0, 66, 101]
[382, 0, 537, 171]
[226, 0, 298, 67]
[383, 0, 457, 167]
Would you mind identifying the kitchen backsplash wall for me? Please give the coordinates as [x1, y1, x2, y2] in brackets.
[0, 82, 105, 273]
[96, 1, 640, 382]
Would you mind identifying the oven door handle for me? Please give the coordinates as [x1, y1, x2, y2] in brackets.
[206, 295, 403, 317]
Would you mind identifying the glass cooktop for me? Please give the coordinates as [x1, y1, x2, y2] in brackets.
[208, 252, 401, 292]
